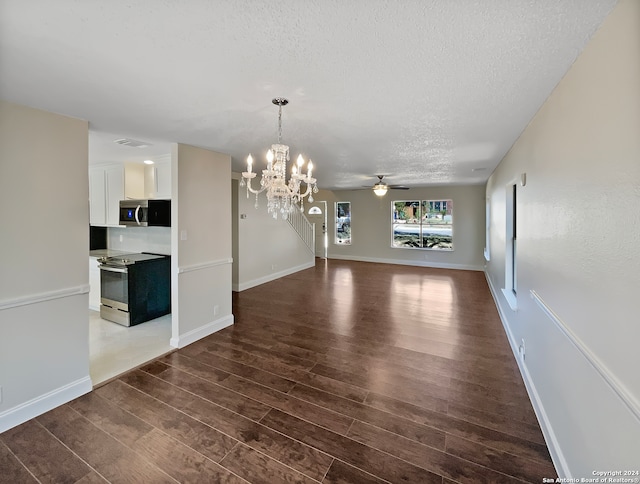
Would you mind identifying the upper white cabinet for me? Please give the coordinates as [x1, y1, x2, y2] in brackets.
[124, 163, 145, 200]
[89, 164, 134, 226]
[155, 162, 172, 199]
[144, 161, 171, 199]
[105, 165, 125, 226]
[90, 160, 171, 226]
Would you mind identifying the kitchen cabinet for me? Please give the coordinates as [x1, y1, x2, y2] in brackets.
[144, 161, 171, 199]
[124, 163, 145, 200]
[155, 162, 172, 199]
[89, 165, 123, 226]
[105, 166, 124, 226]
[90, 164, 147, 226]
[89, 256, 101, 311]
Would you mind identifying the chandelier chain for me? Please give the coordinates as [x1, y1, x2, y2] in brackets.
[277, 103, 282, 144]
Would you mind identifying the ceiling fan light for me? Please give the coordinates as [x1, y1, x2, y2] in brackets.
[373, 184, 388, 196]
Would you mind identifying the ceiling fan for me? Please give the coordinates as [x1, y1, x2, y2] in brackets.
[364, 175, 409, 196]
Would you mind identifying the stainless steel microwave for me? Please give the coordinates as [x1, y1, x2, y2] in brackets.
[119, 199, 171, 227]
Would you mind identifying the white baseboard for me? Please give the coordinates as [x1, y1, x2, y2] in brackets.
[329, 254, 484, 271]
[233, 260, 316, 292]
[169, 314, 234, 349]
[484, 271, 569, 477]
[0, 376, 92, 433]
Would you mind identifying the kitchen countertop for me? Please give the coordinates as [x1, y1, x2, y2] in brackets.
[89, 249, 135, 258]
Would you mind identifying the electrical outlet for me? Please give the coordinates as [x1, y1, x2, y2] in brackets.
[214, 305, 219, 317]
[119, 234, 123, 242]
[0, 385, 3, 404]
[271, 264, 276, 270]
[519, 339, 526, 360]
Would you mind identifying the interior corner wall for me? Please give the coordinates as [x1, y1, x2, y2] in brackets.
[485, 0, 640, 475]
[0, 101, 91, 432]
[170, 143, 233, 348]
[231, 178, 240, 286]
[315, 185, 486, 271]
[234, 178, 315, 291]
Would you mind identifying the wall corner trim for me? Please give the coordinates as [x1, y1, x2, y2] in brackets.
[0, 376, 93, 433]
[169, 314, 234, 349]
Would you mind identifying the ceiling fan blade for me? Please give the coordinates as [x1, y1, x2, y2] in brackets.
[389, 185, 409, 190]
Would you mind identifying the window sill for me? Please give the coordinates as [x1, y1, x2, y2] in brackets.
[501, 288, 518, 311]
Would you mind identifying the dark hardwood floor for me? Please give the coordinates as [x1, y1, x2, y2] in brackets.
[1, 259, 557, 483]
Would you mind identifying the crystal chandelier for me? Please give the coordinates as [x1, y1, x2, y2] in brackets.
[240, 97, 318, 220]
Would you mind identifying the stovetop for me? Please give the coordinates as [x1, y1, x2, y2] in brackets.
[98, 252, 169, 266]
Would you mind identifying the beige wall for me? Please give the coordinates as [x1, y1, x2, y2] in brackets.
[485, 0, 640, 475]
[316, 185, 486, 270]
[170, 143, 233, 347]
[0, 101, 91, 431]
[232, 178, 315, 291]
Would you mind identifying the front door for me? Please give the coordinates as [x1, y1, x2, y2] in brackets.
[306, 201, 327, 258]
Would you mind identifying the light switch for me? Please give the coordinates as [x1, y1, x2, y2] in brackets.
[240, 214, 247, 219]
[180, 230, 187, 241]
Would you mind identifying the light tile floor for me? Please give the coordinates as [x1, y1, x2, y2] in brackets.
[89, 310, 173, 386]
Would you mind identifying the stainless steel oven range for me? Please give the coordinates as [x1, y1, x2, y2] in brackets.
[98, 252, 171, 326]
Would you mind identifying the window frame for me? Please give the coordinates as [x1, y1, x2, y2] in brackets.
[391, 199, 454, 251]
[501, 183, 518, 310]
[334, 201, 351, 245]
[484, 196, 491, 261]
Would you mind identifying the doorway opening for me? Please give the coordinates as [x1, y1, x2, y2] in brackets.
[307, 201, 328, 259]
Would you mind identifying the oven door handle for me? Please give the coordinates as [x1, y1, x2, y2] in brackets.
[99, 265, 128, 273]
[134, 205, 141, 225]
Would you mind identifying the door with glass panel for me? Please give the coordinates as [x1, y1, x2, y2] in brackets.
[306, 201, 327, 258]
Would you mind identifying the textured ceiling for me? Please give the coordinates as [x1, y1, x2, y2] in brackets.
[0, 0, 617, 190]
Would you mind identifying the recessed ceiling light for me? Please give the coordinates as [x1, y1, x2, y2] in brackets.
[143, 159, 155, 165]
[472, 167, 487, 172]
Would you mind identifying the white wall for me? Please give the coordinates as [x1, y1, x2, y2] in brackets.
[170, 144, 233, 348]
[316, 185, 486, 270]
[233, 178, 316, 291]
[485, 0, 640, 475]
[0, 101, 91, 432]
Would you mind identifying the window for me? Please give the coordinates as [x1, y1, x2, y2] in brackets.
[484, 197, 491, 261]
[335, 201, 351, 245]
[392, 199, 453, 250]
[502, 183, 517, 310]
